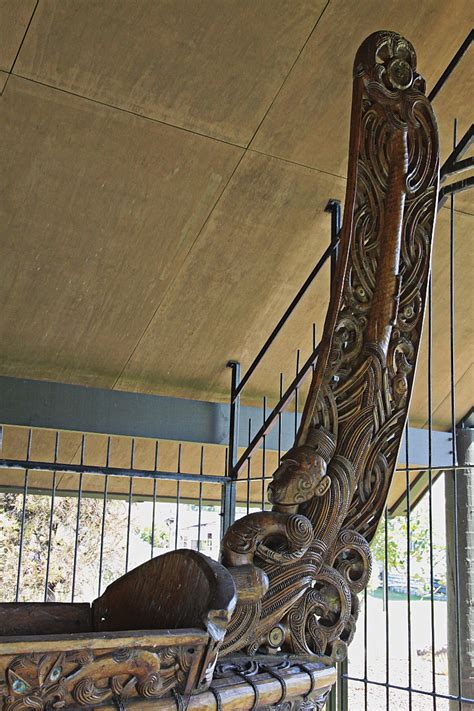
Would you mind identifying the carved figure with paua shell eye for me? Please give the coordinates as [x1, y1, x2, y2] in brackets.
[4, 653, 66, 710]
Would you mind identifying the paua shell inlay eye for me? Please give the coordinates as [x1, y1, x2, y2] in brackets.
[50, 666, 62, 682]
[12, 679, 28, 694]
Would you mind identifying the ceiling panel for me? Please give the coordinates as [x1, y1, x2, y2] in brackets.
[0, 0, 36, 71]
[116, 151, 346, 402]
[14, 0, 326, 146]
[0, 71, 8, 93]
[0, 76, 242, 387]
[1, 2, 471, 434]
[434, 49, 473, 216]
[252, 0, 473, 178]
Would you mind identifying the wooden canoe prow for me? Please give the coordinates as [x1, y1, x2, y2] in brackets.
[0, 30, 439, 711]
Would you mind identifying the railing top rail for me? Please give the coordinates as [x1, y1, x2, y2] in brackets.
[232, 202, 341, 402]
[0, 458, 230, 484]
[428, 29, 473, 103]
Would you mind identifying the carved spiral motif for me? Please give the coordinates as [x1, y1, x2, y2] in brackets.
[221, 30, 438, 664]
[4, 695, 44, 710]
[136, 674, 163, 698]
[112, 648, 132, 663]
[285, 515, 313, 552]
[73, 678, 111, 706]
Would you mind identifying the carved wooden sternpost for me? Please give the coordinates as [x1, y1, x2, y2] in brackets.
[220, 30, 439, 663]
[0, 31, 439, 711]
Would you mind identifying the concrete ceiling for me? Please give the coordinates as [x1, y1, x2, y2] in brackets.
[1, 0, 473, 432]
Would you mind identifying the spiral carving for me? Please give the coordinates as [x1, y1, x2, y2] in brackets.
[221, 30, 438, 664]
[1, 645, 195, 709]
[136, 674, 163, 698]
[285, 515, 314, 552]
[73, 678, 111, 706]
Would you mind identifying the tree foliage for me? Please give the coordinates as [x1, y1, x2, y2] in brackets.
[1, 492, 129, 602]
[370, 505, 447, 597]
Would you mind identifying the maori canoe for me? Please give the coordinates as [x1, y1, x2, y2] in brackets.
[0, 30, 439, 711]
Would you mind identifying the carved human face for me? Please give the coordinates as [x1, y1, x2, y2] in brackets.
[267, 446, 331, 512]
[4, 654, 66, 710]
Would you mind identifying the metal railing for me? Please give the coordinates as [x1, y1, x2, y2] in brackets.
[0, 433, 229, 602]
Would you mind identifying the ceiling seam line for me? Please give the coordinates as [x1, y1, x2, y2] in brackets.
[109, 149, 248, 391]
[248, 149, 472, 217]
[246, 0, 331, 151]
[8, 72, 245, 150]
[2, 0, 40, 96]
[8, 76, 471, 218]
[247, 147, 346, 180]
[9, 0, 40, 74]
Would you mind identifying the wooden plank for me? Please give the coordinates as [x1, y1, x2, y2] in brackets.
[0, 0, 36, 71]
[0, 76, 242, 389]
[117, 151, 344, 405]
[14, 0, 327, 146]
[253, 0, 473, 178]
[0, 603, 91, 636]
[93, 550, 236, 633]
[0, 628, 208, 654]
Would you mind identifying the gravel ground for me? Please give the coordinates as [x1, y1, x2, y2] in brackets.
[346, 594, 452, 710]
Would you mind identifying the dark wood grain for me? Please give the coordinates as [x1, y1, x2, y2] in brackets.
[0, 31, 438, 709]
[0, 603, 91, 636]
[221, 30, 439, 662]
[93, 549, 236, 635]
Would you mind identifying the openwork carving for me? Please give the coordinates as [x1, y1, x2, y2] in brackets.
[221, 30, 439, 661]
[0, 30, 438, 711]
[0, 645, 199, 710]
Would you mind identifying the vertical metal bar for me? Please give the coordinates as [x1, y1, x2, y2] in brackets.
[312, 323, 317, 373]
[175, 479, 181, 550]
[223, 361, 240, 530]
[175, 444, 181, 550]
[450, 119, 462, 709]
[326, 203, 342, 674]
[427, 275, 437, 709]
[198, 446, 204, 551]
[326, 201, 344, 710]
[278, 373, 283, 465]
[44, 431, 59, 602]
[337, 658, 348, 711]
[221, 449, 232, 539]
[227, 360, 241, 480]
[71, 434, 85, 601]
[98, 474, 108, 595]
[151, 441, 159, 559]
[405, 423, 412, 711]
[327, 682, 337, 711]
[364, 587, 368, 709]
[453, 422, 474, 707]
[384, 507, 390, 710]
[15, 428, 32, 602]
[325, 199, 341, 290]
[125, 439, 135, 573]
[262, 396, 266, 510]
[150, 479, 157, 559]
[125, 477, 133, 572]
[98, 436, 111, 595]
[294, 350, 300, 437]
[247, 419, 252, 515]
